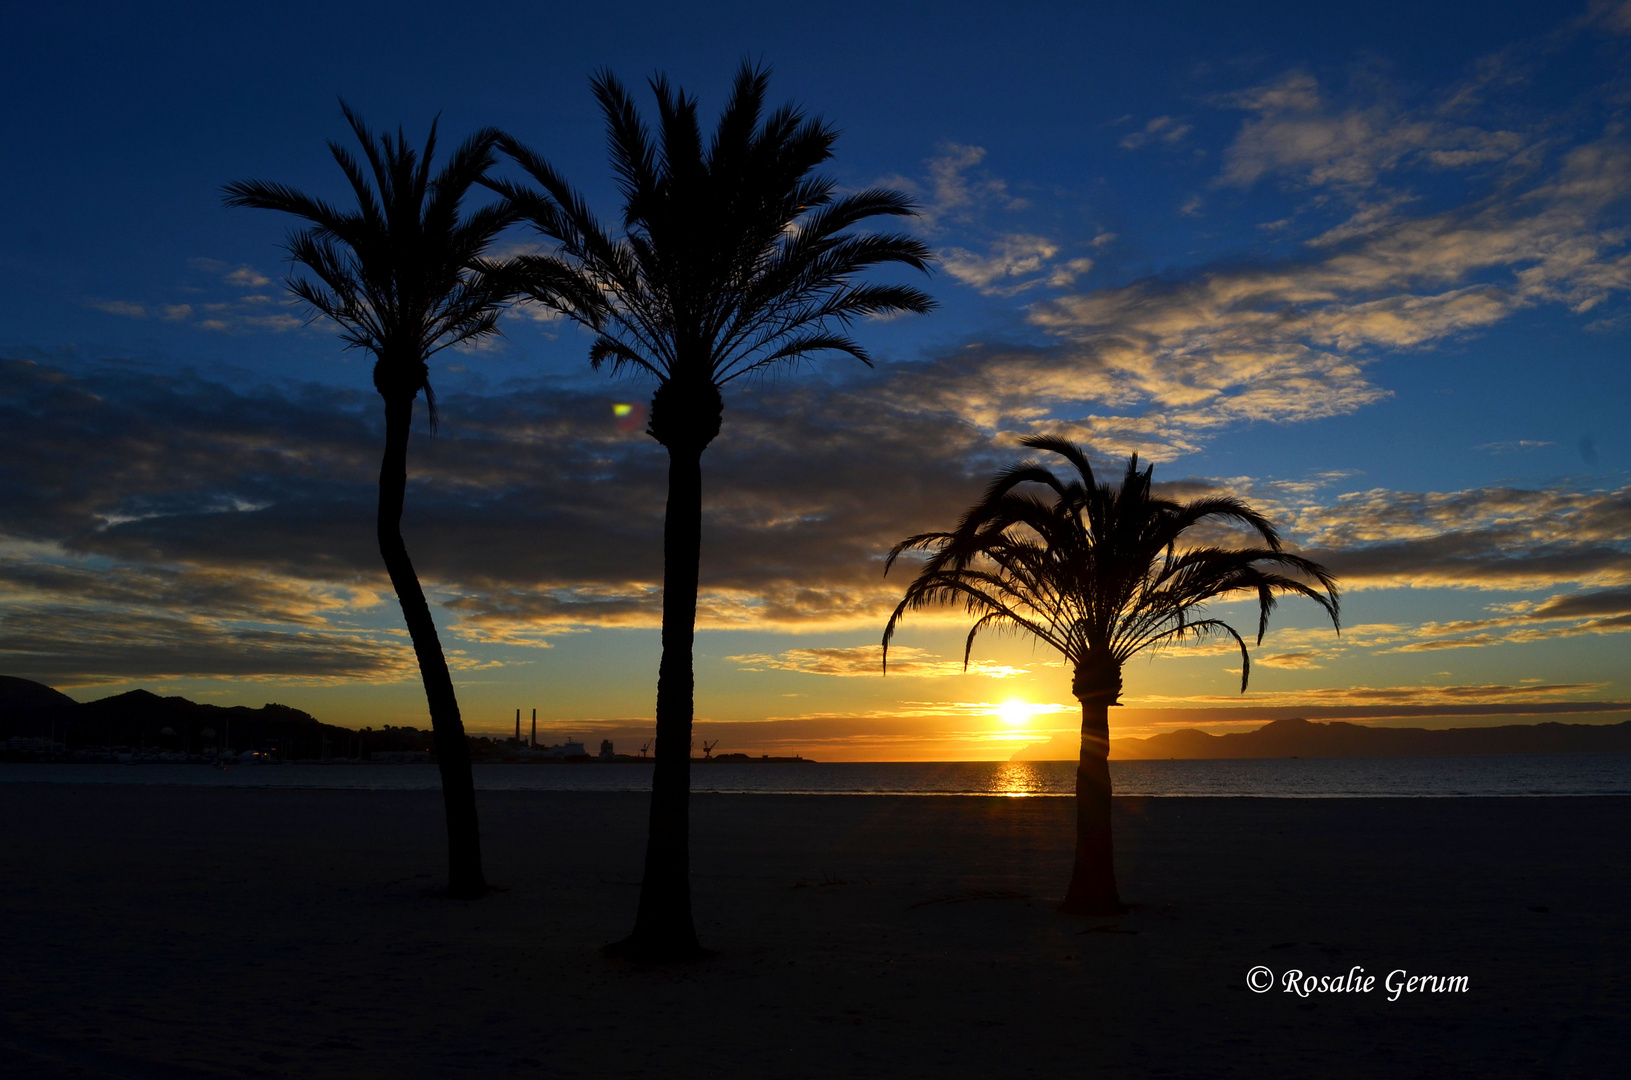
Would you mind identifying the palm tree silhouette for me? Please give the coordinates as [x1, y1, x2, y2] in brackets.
[884, 436, 1339, 915]
[492, 63, 936, 959]
[224, 104, 513, 899]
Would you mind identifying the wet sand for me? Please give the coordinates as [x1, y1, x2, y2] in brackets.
[1, 785, 1626, 1078]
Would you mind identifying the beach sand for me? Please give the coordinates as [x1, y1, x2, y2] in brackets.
[1, 785, 1626, 1078]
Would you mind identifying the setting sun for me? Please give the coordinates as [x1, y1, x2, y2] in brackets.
[996, 700, 1039, 727]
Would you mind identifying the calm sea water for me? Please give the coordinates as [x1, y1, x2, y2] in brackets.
[4, 754, 1630, 797]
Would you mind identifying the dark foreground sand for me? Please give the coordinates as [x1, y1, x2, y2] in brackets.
[1, 786, 1626, 1079]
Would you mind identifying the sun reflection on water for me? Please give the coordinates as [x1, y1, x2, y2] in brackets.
[990, 761, 1046, 796]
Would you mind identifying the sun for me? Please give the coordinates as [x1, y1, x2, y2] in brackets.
[995, 699, 1035, 727]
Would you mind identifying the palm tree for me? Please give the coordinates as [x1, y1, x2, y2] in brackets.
[224, 104, 513, 899]
[884, 436, 1339, 915]
[491, 63, 936, 959]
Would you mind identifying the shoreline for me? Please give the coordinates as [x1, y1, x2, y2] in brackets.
[5, 752, 1631, 800]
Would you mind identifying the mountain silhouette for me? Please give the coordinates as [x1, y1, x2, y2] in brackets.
[0, 675, 78, 713]
[1011, 715, 1631, 760]
[1, 676, 339, 755]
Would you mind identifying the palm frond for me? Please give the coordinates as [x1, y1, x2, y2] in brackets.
[493, 65, 935, 417]
[224, 103, 517, 408]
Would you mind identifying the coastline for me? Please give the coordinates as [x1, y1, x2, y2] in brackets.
[3, 786, 1627, 1077]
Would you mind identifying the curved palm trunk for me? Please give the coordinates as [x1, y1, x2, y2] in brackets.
[610, 440, 705, 960]
[378, 394, 487, 900]
[1060, 695, 1124, 916]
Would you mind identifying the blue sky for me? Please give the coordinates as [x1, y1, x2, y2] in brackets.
[3, 1, 1629, 758]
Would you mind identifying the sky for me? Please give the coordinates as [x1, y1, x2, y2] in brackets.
[2, 1, 1630, 760]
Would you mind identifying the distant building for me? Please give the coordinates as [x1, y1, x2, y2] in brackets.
[538, 740, 588, 761]
[599, 739, 615, 761]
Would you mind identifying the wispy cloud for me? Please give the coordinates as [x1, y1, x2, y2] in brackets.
[887, 145, 1098, 298]
[1119, 115, 1192, 151]
[0, 544, 406, 687]
[1298, 483, 1631, 591]
[1217, 71, 1526, 192]
[85, 299, 148, 318]
[1129, 680, 1617, 709]
[87, 259, 303, 334]
[890, 143, 1027, 228]
[726, 645, 1027, 679]
[941, 234, 1094, 296]
[1005, 132, 1631, 459]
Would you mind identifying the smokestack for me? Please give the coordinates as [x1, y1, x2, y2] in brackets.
[515, 708, 520, 742]
[531, 709, 537, 748]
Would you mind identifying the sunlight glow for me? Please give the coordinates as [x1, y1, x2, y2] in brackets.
[995, 699, 1045, 727]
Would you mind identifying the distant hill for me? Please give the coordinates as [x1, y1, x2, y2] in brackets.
[0, 675, 78, 713]
[1011, 716, 1631, 761]
[0, 676, 349, 756]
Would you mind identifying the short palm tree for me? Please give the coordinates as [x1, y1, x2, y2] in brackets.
[224, 104, 513, 899]
[884, 436, 1339, 915]
[492, 63, 935, 959]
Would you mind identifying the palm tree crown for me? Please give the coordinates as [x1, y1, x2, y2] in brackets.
[884, 435, 1340, 700]
[490, 62, 935, 447]
[223, 102, 514, 418]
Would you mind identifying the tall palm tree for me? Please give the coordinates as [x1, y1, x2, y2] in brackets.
[884, 436, 1339, 915]
[224, 104, 513, 899]
[492, 63, 936, 959]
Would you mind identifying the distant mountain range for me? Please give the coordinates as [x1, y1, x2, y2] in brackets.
[0, 675, 356, 756]
[1012, 716, 1631, 761]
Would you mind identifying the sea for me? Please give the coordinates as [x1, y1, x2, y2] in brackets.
[4, 754, 1631, 797]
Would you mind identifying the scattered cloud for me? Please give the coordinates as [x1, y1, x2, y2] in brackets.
[6, 351, 1625, 690]
[224, 267, 271, 288]
[1299, 483, 1631, 591]
[87, 259, 305, 335]
[1120, 115, 1192, 151]
[1217, 71, 1526, 192]
[1586, 0, 1631, 35]
[899, 143, 1028, 228]
[726, 645, 1027, 679]
[1129, 680, 1617, 709]
[941, 234, 1093, 296]
[887, 145, 1093, 299]
[0, 549, 408, 687]
[1254, 651, 1328, 669]
[1011, 131, 1631, 459]
[86, 299, 148, 318]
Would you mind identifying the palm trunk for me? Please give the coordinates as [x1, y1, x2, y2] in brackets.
[378, 393, 486, 900]
[1059, 695, 1124, 915]
[607, 441, 705, 959]
[609, 440, 705, 961]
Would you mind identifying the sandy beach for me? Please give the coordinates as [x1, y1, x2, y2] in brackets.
[1, 785, 1626, 1078]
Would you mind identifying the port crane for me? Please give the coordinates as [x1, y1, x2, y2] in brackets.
[701, 739, 719, 760]
[638, 742, 650, 759]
